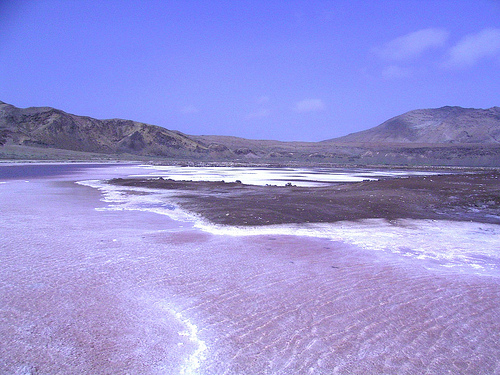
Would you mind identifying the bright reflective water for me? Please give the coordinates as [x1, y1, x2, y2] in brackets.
[130, 164, 444, 186]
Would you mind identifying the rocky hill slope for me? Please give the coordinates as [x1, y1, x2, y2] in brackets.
[0, 101, 207, 157]
[326, 106, 500, 144]
[1, 101, 499, 166]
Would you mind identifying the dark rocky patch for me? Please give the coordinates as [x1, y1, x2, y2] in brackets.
[109, 171, 500, 226]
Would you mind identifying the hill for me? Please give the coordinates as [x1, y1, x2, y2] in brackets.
[0, 100, 207, 158]
[326, 106, 500, 144]
[1, 101, 500, 166]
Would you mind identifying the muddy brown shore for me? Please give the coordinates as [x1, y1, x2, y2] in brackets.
[110, 171, 500, 225]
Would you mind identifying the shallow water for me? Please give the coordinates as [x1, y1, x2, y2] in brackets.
[129, 164, 444, 187]
[1, 164, 500, 374]
[80, 165, 500, 278]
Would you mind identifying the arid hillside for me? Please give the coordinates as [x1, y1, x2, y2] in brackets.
[0, 101, 207, 157]
[1, 101, 499, 166]
[326, 106, 500, 144]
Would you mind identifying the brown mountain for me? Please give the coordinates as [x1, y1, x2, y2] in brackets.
[326, 106, 500, 144]
[0, 100, 207, 157]
[1, 101, 500, 166]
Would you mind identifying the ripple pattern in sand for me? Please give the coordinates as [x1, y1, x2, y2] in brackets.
[2, 178, 500, 374]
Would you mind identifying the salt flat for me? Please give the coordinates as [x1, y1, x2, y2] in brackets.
[1, 164, 500, 374]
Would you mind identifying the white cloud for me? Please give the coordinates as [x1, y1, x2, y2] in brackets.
[381, 65, 412, 79]
[295, 99, 325, 113]
[376, 28, 449, 61]
[443, 28, 500, 68]
[246, 108, 270, 119]
[180, 105, 199, 114]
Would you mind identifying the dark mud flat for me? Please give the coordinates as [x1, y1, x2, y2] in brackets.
[110, 171, 500, 225]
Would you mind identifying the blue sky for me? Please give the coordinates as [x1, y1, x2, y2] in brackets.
[1, 1, 499, 141]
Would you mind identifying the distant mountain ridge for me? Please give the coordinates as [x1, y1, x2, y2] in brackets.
[327, 106, 500, 144]
[1, 100, 500, 166]
[0, 100, 207, 157]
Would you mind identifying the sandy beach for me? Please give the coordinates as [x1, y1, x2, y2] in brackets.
[1, 164, 500, 374]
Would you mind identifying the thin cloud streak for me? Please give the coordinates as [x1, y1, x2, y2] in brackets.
[180, 105, 199, 114]
[246, 108, 271, 119]
[295, 99, 325, 113]
[443, 28, 500, 68]
[381, 65, 412, 79]
[256, 96, 270, 104]
[375, 28, 449, 61]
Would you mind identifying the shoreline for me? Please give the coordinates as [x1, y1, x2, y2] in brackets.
[2, 158, 500, 171]
[109, 171, 500, 226]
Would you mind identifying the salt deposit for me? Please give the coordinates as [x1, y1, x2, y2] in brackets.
[2, 163, 500, 374]
[131, 164, 442, 186]
[79, 166, 500, 277]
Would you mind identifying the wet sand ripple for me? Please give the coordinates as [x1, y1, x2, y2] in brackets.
[1, 171, 500, 374]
